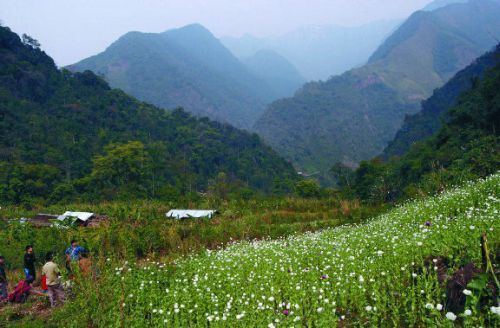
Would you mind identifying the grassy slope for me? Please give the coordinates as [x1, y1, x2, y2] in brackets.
[31, 174, 499, 327]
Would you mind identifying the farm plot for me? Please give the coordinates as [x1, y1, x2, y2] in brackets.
[77, 175, 500, 327]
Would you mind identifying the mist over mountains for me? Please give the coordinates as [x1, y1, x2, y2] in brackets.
[30, 0, 500, 187]
[221, 20, 401, 81]
[68, 24, 303, 129]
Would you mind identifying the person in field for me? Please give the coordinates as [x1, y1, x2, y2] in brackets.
[0, 255, 7, 301]
[24, 245, 36, 280]
[8, 275, 45, 303]
[65, 239, 84, 272]
[42, 252, 65, 307]
[41, 272, 48, 294]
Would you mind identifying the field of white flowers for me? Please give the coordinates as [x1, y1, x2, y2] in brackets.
[107, 175, 499, 327]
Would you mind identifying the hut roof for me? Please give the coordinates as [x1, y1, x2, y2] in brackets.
[166, 210, 216, 219]
[57, 211, 94, 222]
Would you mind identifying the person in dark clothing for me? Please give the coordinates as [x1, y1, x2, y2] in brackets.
[24, 245, 36, 281]
[0, 255, 7, 301]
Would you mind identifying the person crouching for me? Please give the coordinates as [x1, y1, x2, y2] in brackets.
[8, 275, 46, 303]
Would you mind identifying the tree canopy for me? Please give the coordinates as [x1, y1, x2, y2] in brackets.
[0, 26, 298, 205]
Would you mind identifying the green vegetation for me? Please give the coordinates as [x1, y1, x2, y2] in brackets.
[0, 25, 298, 206]
[68, 24, 294, 129]
[255, 0, 500, 180]
[0, 195, 383, 272]
[3, 172, 497, 327]
[0, 6, 499, 327]
[348, 57, 500, 203]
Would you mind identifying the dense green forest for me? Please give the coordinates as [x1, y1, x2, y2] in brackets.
[343, 51, 500, 202]
[0, 25, 298, 206]
[255, 0, 500, 180]
[383, 45, 500, 157]
[68, 24, 300, 129]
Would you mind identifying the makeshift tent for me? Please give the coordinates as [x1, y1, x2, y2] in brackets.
[166, 210, 216, 220]
[57, 211, 95, 223]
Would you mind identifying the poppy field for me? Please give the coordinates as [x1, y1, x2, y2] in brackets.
[62, 174, 500, 327]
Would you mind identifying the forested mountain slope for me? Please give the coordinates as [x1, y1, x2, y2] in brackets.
[254, 0, 500, 181]
[350, 52, 500, 202]
[242, 49, 305, 99]
[0, 25, 298, 205]
[383, 45, 500, 157]
[68, 24, 276, 129]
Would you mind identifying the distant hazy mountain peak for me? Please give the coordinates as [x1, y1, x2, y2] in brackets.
[367, 10, 432, 64]
[162, 23, 213, 37]
[422, 0, 468, 11]
[68, 23, 304, 129]
[221, 19, 401, 80]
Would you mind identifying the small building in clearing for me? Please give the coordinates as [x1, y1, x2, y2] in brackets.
[57, 211, 95, 225]
[166, 210, 217, 220]
[56, 211, 108, 227]
[21, 211, 107, 228]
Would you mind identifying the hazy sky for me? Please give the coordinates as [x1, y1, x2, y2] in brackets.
[1, 0, 433, 66]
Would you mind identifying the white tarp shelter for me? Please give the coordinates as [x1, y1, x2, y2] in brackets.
[166, 210, 216, 220]
[57, 211, 94, 222]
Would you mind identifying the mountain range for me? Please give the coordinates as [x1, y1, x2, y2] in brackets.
[0, 25, 297, 204]
[383, 45, 500, 158]
[351, 43, 500, 202]
[221, 20, 401, 81]
[254, 0, 500, 182]
[68, 24, 303, 129]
